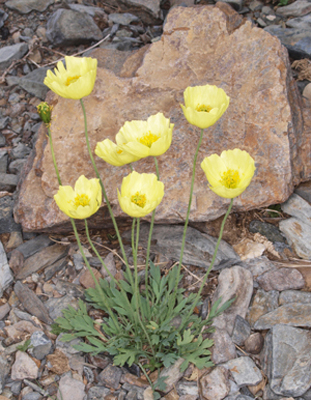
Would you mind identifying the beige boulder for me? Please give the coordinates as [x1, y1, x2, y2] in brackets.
[14, 5, 311, 232]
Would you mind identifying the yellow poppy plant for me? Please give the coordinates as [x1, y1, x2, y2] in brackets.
[116, 113, 174, 158]
[44, 56, 97, 99]
[201, 149, 255, 198]
[117, 171, 164, 218]
[181, 84, 230, 129]
[54, 175, 102, 219]
[95, 139, 141, 167]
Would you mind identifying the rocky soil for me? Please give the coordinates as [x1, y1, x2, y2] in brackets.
[1, 1, 311, 400]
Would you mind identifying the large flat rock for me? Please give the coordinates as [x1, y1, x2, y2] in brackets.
[14, 5, 311, 232]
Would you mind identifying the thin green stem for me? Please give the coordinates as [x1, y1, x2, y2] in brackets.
[47, 127, 61, 185]
[179, 198, 234, 331]
[144, 156, 159, 313]
[138, 362, 156, 392]
[132, 218, 155, 355]
[79, 98, 134, 289]
[129, 163, 134, 172]
[71, 218, 120, 331]
[169, 128, 204, 314]
[154, 156, 159, 180]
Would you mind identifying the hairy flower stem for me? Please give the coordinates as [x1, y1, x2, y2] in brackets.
[132, 218, 155, 356]
[179, 198, 234, 331]
[79, 98, 134, 289]
[46, 125, 119, 331]
[84, 219, 136, 333]
[71, 220, 120, 331]
[138, 362, 157, 394]
[47, 127, 61, 185]
[144, 157, 160, 314]
[169, 128, 204, 314]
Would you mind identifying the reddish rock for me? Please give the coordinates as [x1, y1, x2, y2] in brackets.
[14, 5, 311, 232]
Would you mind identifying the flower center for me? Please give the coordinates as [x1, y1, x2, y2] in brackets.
[196, 104, 212, 113]
[220, 169, 241, 189]
[138, 131, 160, 148]
[73, 193, 90, 207]
[65, 75, 81, 86]
[131, 192, 146, 208]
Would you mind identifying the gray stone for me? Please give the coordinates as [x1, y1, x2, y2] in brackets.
[216, 0, 243, 11]
[16, 234, 52, 258]
[231, 315, 251, 346]
[0, 43, 28, 70]
[46, 294, 79, 321]
[97, 0, 162, 24]
[247, 289, 279, 327]
[295, 181, 311, 204]
[14, 281, 53, 324]
[0, 302, 10, 320]
[16, 243, 69, 280]
[264, 25, 311, 59]
[29, 330, 53, 360]
[242, 256, 276, 278]
[0, 355, 9, 394]
[10, 143, 31, 159]
[248, 0, 263, 11]
[159, 358, 185, 394]
[100, 252, 117, 279]
[11, 380, 22, 395]
[46, 9, 103, 46]
[5, 0, 54, 14]
[0, 116, 10, 130]
[54, 280, 84, 298]
[0, 195, 21, 234]
[254, 303, 311, 329]
[200, 367, 230, 400]
[109, 13, 140, 25]
[0, 133, 5, 147]
[281, 193, 311, 225]
[0, 241, 13, 297]
[11, 351, 39, 380]
[8, 159, 27, 175]
[0, 149, 8, 173]
[244, 332, 264, 354]
[23, 392, 42, 400]
[257, 268, 305, 291]
[19, 67, 51, 100]
[57, 374, 85, 400]
[0, 173, 19, 192]
[279, 289, 311, 305]
[177, 381, 199, 397]
[224, 357, 262, 387]
[98, 364, 122, 389]
[279, 217, 311, 259]
[73, 253, 84, 271]
[211, 328, 237, 365]
[249, 220, 286, 243]
[266, 324, 311, 397]
[87, 385, 111, 400]
[212, 266, 253, 335]
[69, 4, 108, 18]
[123, 224, 239, 270]
[276, 0, 311, 17]
[286, 13, 311, 29]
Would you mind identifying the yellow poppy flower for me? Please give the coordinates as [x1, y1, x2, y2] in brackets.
[54, 175, 102, 219]
[44, 56, 97, 99]
[95, 139, 141, 166]
[117, 171, 164, 218]
[201, 149, 255, 199]
[116, 113, 174, 158]
[181, 85, 230, 129]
